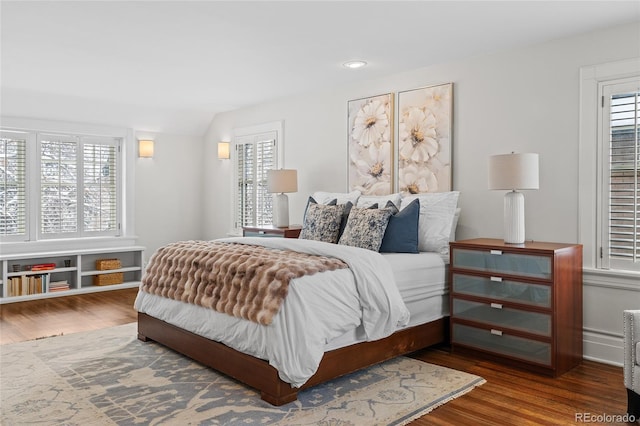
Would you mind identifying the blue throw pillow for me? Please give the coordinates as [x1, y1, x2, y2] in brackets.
[379, 198, 420, 253]
[338, 201, 353, 239]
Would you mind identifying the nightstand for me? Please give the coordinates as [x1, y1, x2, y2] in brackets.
[449, 238, 583, 377]
[242, 225, 302, 239]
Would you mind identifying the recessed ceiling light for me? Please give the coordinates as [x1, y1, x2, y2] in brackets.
[343, 60, 367, 69]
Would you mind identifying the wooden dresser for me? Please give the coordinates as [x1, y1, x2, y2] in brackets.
[242, 225, 302, 239]
[449, 238, 583, 376]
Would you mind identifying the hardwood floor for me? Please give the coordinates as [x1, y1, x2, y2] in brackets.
[0, 288, 631, 425]
[411, 349, 630, 425]
[0, 289, 138, 344]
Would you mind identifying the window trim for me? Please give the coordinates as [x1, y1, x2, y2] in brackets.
[230, 121, 284, 233]
[598, 80, 639, 270]
[579, 58, 640, 280]
[0, 116, 136, 256]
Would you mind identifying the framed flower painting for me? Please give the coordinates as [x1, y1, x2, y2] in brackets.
[347, 93, 394, 195]
[397, 83, 453, 193]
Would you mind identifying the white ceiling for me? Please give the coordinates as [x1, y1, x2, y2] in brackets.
[2, 1, 639, 135]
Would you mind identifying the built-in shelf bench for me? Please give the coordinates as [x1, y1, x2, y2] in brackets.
[0, 246, 145, 304]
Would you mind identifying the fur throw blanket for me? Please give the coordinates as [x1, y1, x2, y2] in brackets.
[141, 240, 348, 325]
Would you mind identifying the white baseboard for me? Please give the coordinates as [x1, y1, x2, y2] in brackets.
[580, 271, 637, 368]
[583, 329, 623, 367]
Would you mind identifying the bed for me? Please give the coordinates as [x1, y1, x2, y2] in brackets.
[135, 191, 459, 405]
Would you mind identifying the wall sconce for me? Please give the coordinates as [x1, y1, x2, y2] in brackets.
[218, 142, 230, 160]
[138, 140, 154, 158]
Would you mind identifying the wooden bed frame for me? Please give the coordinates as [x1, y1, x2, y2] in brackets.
[138, 312, 448, 406]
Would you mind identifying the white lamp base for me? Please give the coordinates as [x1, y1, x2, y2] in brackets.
[273, 193, 289, 227]
[504, 190, 525, 244]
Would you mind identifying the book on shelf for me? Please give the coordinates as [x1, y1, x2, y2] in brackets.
[7, 274, 48, 296]
[48, 280, 70, 292]
[31, 263, 56, 271]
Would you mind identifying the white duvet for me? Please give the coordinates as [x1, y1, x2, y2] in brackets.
[134, 237, 410, 387]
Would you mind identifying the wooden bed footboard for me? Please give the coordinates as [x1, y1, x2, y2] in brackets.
[137, 312, 448, 406]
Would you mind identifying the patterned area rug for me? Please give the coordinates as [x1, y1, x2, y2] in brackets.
[1, 323, 485, 425]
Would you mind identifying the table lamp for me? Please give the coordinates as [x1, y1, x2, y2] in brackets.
[488, 153, 539, 244]
[267, 169, 298, 227]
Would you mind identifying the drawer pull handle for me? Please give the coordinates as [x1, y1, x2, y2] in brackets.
[490, 276, 502, 282]
[490, 329, 503, 336]
[490, 250, 503, 255]
[490, 303, 503, 309]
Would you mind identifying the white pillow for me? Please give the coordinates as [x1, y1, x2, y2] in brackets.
[356, 193, 402, 209]
[312, 190, 361, 205]
[450, 208, 461, 242]
[400, 191, 460, 254]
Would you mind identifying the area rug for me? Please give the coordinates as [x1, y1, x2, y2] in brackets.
[1, 323, 485, 425]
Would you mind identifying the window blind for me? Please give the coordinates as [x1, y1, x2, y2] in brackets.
[40, 134, 79, 235]
[39, 134, 120, 238]
[236, 141, 254, 227]
[255, 137, 275, 226]
[83, 141, 118, 232]
[234, 132, 276, 228]
[0, 125, 124, 244]
[0, 132, 27, 236]
[608, 91, 639, 265]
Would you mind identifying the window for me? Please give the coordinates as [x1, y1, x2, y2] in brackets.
[231, 121, 283, 231]
[600, 82, 640, 271]
[234, 132, 277, 228]
[0, 131, 27, 238]
[82, 139, 118, 233]
[0, 128, 121, 242]
[580, 59, 640, 277]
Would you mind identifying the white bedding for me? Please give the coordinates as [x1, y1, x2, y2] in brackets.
[383, 251, 449, 325]
[135, 238, 449, 388]
[325, 251, 449, 350]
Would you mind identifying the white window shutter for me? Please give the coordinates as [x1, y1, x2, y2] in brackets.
[39, 134, 80, 235]
[605, 85, 640, 270]
[255, 137, 275, 227]
[233, 131, 277, 228]
[82, 137, 119, 234]
[39, 133, 120, 239]
[0, 131, 27, 238]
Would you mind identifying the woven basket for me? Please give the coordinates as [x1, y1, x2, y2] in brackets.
[93, 272, 124, 286]
[96, 259, 121, 270]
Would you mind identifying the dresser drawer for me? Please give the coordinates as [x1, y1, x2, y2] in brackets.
[452, 298, 552, 336]
[452, 323, 552, 366]
[451, 248, 552, 280]
[452, 274, 551, 308]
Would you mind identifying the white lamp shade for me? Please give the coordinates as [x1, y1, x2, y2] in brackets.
[267, 169, 298, 193]
[488, 153, 539, 190]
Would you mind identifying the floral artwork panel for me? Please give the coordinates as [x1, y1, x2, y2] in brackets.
[398, 83, 453, 194]
[348, 93, 394, 195]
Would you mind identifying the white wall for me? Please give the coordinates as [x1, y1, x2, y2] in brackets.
[134, 130, 203, 258]
[202, 22, 640, 365]
[203, 23, 639, 242]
